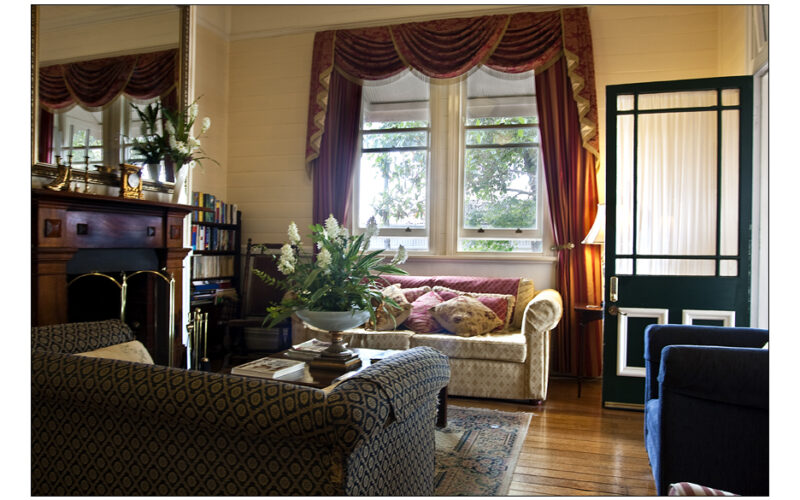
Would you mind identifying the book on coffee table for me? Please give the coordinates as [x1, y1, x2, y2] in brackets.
[284, 339, 332, 360]
[231, 356, 306, 379]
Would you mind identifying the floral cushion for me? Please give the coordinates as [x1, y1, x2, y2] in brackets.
[433, 286, 515, 331]
[403, 290, 445, 333]
[429, 295, 503, 337]
[368, 284, 413, 330]
[76, 340, 154, 364]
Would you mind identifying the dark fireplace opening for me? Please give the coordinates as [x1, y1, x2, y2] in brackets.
[66, 249, 173, 364]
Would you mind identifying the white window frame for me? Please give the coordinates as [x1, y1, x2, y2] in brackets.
[352, 73, 554, 259]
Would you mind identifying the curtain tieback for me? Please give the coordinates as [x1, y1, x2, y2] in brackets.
[550, 242, 575, 251]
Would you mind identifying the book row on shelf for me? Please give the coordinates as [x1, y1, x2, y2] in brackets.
[192, 226, 236, 252]
[192, 191, 239, 224]
[192, 255, 235, 279]
[191, 279, 238, 305]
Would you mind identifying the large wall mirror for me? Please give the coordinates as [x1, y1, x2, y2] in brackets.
[32, 5, 190, 195]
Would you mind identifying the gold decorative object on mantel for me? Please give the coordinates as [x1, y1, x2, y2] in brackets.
[45, 156, 72, 191]
[119, 163, 143, 199]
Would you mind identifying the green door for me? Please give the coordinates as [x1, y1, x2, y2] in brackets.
[602, 77, 754, 409]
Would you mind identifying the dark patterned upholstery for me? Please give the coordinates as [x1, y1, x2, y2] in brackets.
[31, 321, 450, 496]
[31, 319, 134, 353]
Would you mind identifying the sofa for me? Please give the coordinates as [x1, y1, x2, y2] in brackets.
[31, 319, 450, 496]
[643, 324, 769, 496]
[293, 275, 563, 403]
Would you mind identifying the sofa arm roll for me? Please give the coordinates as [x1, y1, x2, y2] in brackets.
[326, 347, 450, 451]
[32, 351, 332, 442]
[523, 289, 563, 333]
[659, 345, 769, 409]
[31, 319, 135, 354]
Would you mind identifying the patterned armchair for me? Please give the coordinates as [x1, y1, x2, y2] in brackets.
[31, 320, 450, 496]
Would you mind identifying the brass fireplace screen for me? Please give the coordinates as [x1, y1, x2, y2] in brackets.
[68, 270, 177, 367]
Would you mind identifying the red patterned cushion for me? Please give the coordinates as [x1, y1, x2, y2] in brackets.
[380, 275, 437, 289]
[668, 482, 737, 496]
[403, 290, 445, 333]
[434, 276, 520, 298]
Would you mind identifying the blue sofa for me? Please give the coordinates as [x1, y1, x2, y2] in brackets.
[31, 320, 450, 496]
[643, 324, 769, 496]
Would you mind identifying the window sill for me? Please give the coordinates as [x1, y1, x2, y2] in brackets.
[404, 253, 557, 264]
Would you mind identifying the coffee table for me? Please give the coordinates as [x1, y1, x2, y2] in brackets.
[233, 347, 447, 427]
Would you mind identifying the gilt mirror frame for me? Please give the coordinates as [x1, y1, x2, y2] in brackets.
[31, 5, 191, 195]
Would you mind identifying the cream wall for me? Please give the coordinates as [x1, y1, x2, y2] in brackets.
[212, 4, 749, 288]
[191, 6, 230, 200]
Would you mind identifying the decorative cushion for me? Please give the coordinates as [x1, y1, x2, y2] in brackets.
[76, 340, 154, 364]
[668, 482, 738, 496]
[513, 279, 536, 327]
[433, 286, 515, 331]
[400, 286, 432, 304]
[403, 290, 445, 333]
[429, 295, 503, 337]
[368, 284, 412, 330]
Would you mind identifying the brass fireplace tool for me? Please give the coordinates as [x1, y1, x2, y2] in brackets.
[187, 308, 210, 371]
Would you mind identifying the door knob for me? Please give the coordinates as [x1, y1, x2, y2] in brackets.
[607, 305, 626, 316]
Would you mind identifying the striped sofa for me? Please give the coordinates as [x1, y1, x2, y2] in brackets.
[293, 275, 562, 403]
[31, 320, 450, 496]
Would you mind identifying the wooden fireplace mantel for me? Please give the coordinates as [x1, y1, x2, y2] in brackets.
[31, 188, 193, 367]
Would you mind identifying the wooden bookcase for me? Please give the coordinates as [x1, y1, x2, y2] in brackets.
[190, 200, 242, 367]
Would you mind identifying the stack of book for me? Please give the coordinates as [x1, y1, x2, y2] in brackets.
[191, 280, 238, 305]
[284, 339, 332, 360]
[192, 191, 239, 224]
[285, 339, 362, 370]
[231, 356, 305, 379]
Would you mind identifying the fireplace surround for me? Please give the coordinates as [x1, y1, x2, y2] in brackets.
[32, 188, 192, 366]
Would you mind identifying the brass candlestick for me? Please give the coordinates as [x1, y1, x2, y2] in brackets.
[83, 156, 92, 193]
[45, 155, 72, 191]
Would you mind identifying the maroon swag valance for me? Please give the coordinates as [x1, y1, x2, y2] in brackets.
[39, 48, 178, 112]
[305, 7, 599, 167]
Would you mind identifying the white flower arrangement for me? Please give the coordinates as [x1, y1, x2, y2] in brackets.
[256, 215, 408, 327]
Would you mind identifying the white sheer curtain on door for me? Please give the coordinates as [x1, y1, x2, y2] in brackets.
[615, 90, 739, 276]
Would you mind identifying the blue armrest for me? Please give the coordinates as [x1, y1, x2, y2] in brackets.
[644, 324, 768, 402]
[659, 345, 768, 409]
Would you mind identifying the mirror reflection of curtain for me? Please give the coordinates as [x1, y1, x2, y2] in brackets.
[615, 90, 739, 276]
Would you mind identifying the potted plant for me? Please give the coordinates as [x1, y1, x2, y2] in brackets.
[255, 215, 408, 356]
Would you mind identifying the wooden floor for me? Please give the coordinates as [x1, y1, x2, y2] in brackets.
[447, 376, 657, 496]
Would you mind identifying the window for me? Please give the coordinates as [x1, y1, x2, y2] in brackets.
[356, 72, 430, 251]
[353, 68, 550, 256]
[460, 68, 543, 253]
[52, 96, 166, 182]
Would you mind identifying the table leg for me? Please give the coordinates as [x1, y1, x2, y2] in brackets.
[436, 386, 448, 428]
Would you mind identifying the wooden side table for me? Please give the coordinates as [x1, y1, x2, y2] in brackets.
[574, 304, 604, 398]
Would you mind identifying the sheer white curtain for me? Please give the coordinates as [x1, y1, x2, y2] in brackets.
[615, 91, 739, 276]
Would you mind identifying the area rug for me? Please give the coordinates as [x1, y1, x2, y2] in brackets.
[434, 405, 532, 496]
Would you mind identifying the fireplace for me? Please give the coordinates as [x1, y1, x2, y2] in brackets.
[32, 189, 192, 366]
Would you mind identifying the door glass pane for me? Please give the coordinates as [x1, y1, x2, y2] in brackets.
[636, 259, 716, 276]
[617, 94, 634, 111]
[636, 109, 717, 261]
[616, 258, 633, 275]
[720, 260, 738, 276]
[720, 110, 740, 256]
[722, 89, 740, 106]
[638, 90, 717, 110]
[616, 115, 635, 255]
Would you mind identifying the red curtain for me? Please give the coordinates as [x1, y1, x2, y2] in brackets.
[39, 49, 178, 112]
[536, 58, 603, 377]
[303, 7, 602, 376]
[312, 70, 363, 225]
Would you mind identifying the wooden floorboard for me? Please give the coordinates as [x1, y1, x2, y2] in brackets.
[447, 376, 657, 496]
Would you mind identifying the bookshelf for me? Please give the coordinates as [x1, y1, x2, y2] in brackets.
[190, 192, 242, 365]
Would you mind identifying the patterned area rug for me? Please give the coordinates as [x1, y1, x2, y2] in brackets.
[435, 405, 532, 496]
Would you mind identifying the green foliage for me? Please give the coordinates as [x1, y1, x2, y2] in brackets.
[128, 101, 165, 164]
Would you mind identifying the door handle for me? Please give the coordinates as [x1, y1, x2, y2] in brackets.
[609, 276, 619, 302]
[607, 305, 627, 316]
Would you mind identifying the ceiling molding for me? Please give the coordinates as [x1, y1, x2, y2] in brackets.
[39, 5, 177, 33]
[228, 4, 564, 41]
